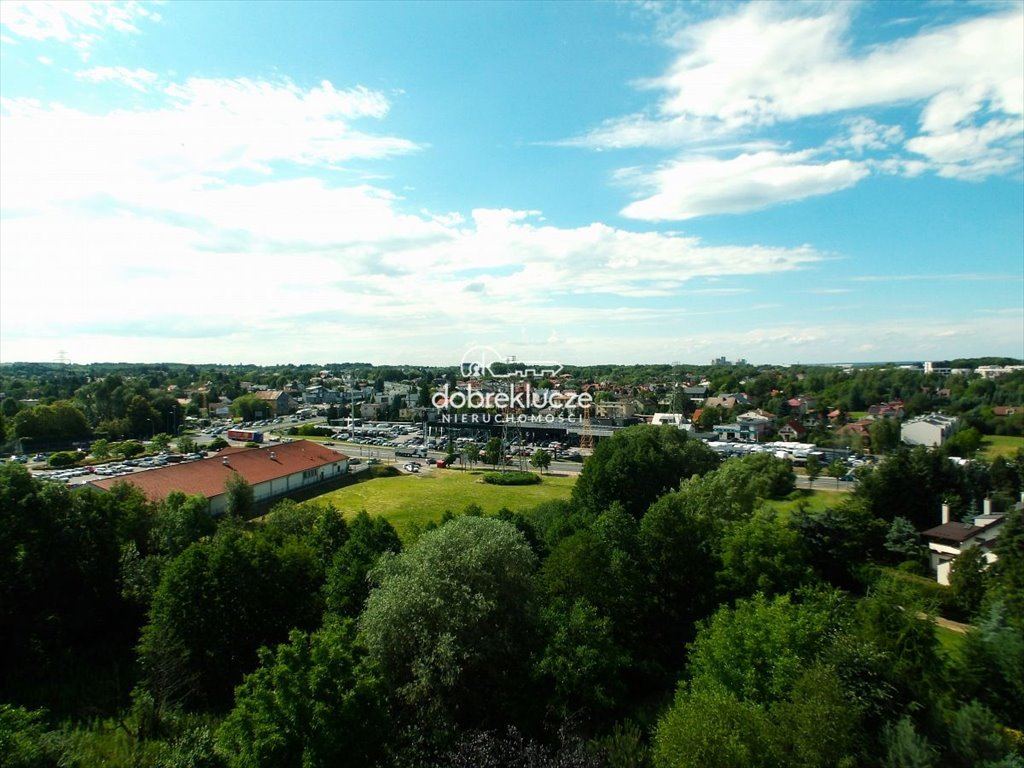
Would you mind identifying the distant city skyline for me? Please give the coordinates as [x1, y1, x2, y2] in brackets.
[1, 1, 1022, 366]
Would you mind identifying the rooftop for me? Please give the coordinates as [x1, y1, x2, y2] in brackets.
[88, 440, 348, 502]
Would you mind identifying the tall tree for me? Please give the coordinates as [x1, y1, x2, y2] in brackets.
[572, 424, 718, 519]
[359, 516, 538, 747]
[216, 620, 390, 768]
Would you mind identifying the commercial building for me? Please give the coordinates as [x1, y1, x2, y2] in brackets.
[87, 440, 349, 514]
[900, 413, 959, 447]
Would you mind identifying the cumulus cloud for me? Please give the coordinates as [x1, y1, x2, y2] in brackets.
[0, 76, 420, 212]
[570, 3, 1023, 218]
[620, 151, 869, 221]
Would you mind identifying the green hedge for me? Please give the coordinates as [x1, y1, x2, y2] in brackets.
[481, 471, 541, 486]
[288, 424, 334, 437]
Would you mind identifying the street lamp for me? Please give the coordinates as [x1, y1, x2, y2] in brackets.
[146, 418, 154, 439]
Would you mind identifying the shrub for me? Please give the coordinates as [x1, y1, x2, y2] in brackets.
[47, 451, 78, 468]
[481, 471, 541, 486]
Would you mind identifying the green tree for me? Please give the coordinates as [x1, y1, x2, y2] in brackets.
[12, 400, 90, 444]
[231, 393, 270, 422]
[638, 491, 721, 676]
[536, 597, 628, 726]
[686, 592, 838, 706]
[718, 509, 812, 599]
[359, 516, 538, 745]
[126, 394, 160, 439]
[884, 517, 925, 563]
[216, 620, 390, 768]
[951, 601, 1024, 730]
[947, 700, 1015, 768]
[882, 717, 938, 768]
[90, 438, 111, 460]
[151, 492, 216, 558]
[826, 459, 847, 484]
[653, 685, 776, 768]
[530, 448, 552, 473]
[987, 508, 1024, 630]
[572, 424, 719, 519]
[769, 664, 861, 768]
[804, 455, 821, 486]
[483, 436, 503, 468]
[869, 418, 902, 454]
[324, 511, 401, 617]
[114, 440, 145, 459]
[150, 432, 172, 452]
[0, 703, 62, 768]
[948, 545, 989, 619]
[46, 451, 78, 468]
[224, 472, 254, 518]
[139, 527, 324, 708]
[176, 435, 199, 454]
[944, 427, 983, 458]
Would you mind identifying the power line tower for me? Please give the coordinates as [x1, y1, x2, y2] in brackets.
[579, 401, 593, 451]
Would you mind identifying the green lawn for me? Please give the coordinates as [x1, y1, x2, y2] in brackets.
[765, 488, 847, 517]
[935, 623, 967, 661]
[979, 434, 1024, 460]
[310, 469, 576, 537]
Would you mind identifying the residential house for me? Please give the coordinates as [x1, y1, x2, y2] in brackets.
[868, 401, 905, 419]
[921, 500, 1007, 585]
[254, 389, 294, 417]
[595, 401, 635, 419]
[777, 420, 808, 441]
[360, 401, 385, 420]
[651, 413, 692, 431]
[837, 419, 872, 448]
[736, 410, 773, 440]
[681, 384, 710, 402]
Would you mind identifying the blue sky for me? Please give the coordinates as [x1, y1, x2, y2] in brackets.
[1, 0, 1021, 366]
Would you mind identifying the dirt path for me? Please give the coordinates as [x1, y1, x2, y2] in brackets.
[919, 613, 971, 634]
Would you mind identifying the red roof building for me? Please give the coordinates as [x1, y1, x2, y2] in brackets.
[88, 440, 349, 514]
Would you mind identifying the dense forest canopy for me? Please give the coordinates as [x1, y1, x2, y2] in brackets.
[2, 419, 1022, 766]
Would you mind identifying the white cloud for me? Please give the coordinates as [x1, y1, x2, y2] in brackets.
[620, 151, 869, 221]
[572, 3, 1023, 218]
[76, 65, 159, 92]
[0, 76, 420, 212]
[0, 0, 160, 58]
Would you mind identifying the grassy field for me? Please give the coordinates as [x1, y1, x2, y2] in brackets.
[935, 622, 967, 661]
[310, 469, 576, 536]
[979, 434, 1024, 460]
[765, 488, 848, 516]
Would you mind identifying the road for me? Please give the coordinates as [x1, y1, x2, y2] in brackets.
[794, 476, 856, 492]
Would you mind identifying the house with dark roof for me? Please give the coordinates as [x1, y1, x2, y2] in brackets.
[777, 420, 807, 441]
[921, 499, 1007, 585]
[87, 440, 348, 515]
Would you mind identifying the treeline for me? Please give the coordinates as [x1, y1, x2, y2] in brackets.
[2, 424, 1023, 767]
[2, 359, 1021, 450]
